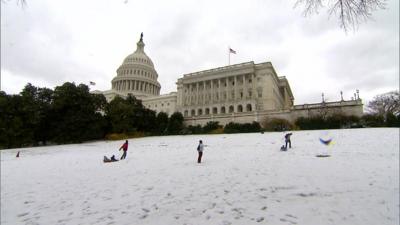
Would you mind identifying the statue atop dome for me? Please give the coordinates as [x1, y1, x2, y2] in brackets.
[140, 32, 143, 42]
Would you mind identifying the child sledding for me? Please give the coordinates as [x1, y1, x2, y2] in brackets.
[103, 155, 118, 163]
[103, 140, 129, 163]
[280, 133, 292, 151]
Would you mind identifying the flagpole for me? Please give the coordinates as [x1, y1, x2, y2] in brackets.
[228, 47, 230, 65]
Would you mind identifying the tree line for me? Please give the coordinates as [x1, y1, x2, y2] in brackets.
[1, 83, 398, 149]
[0, 82, 185, 149]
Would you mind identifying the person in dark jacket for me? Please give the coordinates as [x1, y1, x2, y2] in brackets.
[110, 155, 118, 161]
[103, 155, 118, 163]
[197, 140, 204, 163]
[284, 133, 292, 149]
[119, 140, 129, 160]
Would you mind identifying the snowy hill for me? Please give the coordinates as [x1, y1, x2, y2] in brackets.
[1, 128, 399, 225]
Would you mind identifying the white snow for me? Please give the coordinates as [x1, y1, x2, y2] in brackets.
[1, 128, 399, 225]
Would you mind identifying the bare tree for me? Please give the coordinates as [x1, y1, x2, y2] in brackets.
[295, 0, 387, 32]
[367, 91, 400, 116]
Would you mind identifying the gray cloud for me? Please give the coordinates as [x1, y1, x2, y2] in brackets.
[1, 0, 398, 106]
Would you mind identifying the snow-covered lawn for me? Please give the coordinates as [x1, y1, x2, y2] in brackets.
[1, 128, 399, 225]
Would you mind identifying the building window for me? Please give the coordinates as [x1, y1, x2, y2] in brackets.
[246, 104, 252, 112]
[229, 105, 234, 113]
[191, 110, 195, 116]
[249, 79, 252, 83]
[213, 107, 218, 114]
[184, 110, 188, 117]
[221, 106, 226, 114]
[240, 92, 243, 99]
[258, 89, 262, 98]
[238, 105, 243, 112]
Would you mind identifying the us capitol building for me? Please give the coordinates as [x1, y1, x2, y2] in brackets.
[94, 34, 363, 126]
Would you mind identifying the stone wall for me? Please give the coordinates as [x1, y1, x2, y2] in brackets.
[183, 99, 363, 127]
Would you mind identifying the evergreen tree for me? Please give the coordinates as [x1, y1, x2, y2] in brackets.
[167, 112, 184, 135]
[156, 112, 169, 134]
[50, 82, 106, 143]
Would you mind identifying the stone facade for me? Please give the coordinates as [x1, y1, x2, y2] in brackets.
[143, 92, 177, 116]
[96, 34, 363, 125]
[175, 61, 294, 122]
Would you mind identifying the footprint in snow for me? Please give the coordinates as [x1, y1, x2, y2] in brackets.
[256, 217, 264, 222]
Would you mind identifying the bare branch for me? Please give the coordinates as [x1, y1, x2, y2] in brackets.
[367, 91, 400, 116]
[296, 0, 387, 32]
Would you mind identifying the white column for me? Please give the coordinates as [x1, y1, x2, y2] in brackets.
[218, 79, 221, 102]
[196, 82, 199, 105]
[203, 81, 206, 105]
[234, 76, 237, 100]
[211, 80, 214, 103]
[243, 75, 246, 99]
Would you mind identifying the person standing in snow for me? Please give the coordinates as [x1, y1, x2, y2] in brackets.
[284, 133, 292, 149]
[197, 140, 204, 163]
[119, 140, 129, 160]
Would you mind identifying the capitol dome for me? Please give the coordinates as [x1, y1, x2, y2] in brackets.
[111, 33, 161, 99]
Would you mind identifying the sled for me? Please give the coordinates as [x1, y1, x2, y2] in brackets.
[315, 154, 330, 158]
[103, 156, 118, 163]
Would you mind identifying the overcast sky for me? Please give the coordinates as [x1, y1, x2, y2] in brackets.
[1, 0, 398, 104]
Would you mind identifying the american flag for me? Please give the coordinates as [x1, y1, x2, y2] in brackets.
[229, 48, 237, 54]
[89, 81, 96, 85]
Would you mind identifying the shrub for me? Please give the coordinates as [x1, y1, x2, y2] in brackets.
[203, 121, 222, 133]
[263, 117, 293, 131]
[209, 127, 224, 134]
[361, 114, 385, 127]
[105, 133, 129, 140]
[385, 112, 400, 127]
[223, 122, 261, 133]
[186, 125, 203, 134]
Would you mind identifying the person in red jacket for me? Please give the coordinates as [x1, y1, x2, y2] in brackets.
[119, 140, 129, 160]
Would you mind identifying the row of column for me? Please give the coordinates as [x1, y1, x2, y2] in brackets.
[113, 80, 159, 95]
[184, 74, 255, 106]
